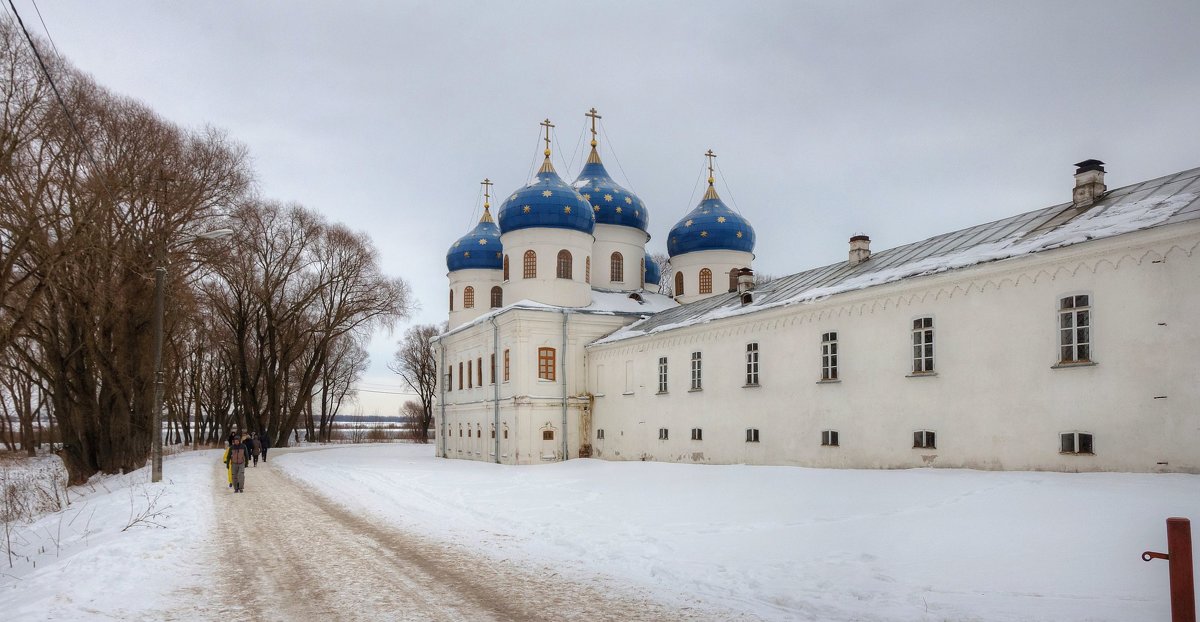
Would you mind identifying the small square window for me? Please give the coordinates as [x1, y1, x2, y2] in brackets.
[821, 430, 839, 446]
[659, 428, 669, 440]
[542, 430, 554, 441]
[1060, 432, 1094, 455]
[596, 429, 605, 440]
[913, 430, 936, 449]
[745, 428, 760, 443]
[691, 428, 702, 441]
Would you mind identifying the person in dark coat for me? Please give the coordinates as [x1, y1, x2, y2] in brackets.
[250, 433, 263, 466]
[224, 436, 252, 492]
[259, 430, 271, 463]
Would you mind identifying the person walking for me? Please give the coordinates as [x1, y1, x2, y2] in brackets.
[224, 436, 234, 488]
[259, 430, 270, 463]
[250, 433, 263, 466]
[224, 436, 251, 492]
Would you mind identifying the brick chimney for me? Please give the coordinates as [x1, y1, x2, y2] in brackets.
[1072, 159, 1106, 208]
[849, 235, 871, 266]
[736, 267, 754, 304]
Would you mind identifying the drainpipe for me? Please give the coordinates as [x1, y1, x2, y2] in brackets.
[561, 308, 569, 461]
[438, 340, 446, 458]
[489, 315, 501, 464]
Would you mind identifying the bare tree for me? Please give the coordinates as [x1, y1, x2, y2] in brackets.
[651, 253, 672, 296]
[389, 324, 441, 444]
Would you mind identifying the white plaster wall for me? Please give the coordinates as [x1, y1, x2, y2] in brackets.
[588, 224, 1200, 473]
[669, 249, 754, 304]
[447, 268, 502, 330]
[591, 224, 650, 291]
[501, 228, 594, 307]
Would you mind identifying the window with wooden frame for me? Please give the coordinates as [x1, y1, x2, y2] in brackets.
[913, 430, 936, 449]
[523, 250, 537, 279]
[542, 430, 554, 441]
[821, 332, 838, 380]
[476, 356, 482, 386]
[503, 349, 510, 382]
[699, 268, 713, 294]
[463, 286, 474, 309]
[912, 317, 934, 374]
[467, 360, 473, 388]
[458, 362, 463, 390]
[503, 255, 510, 280]
[657, 356, 668, 393]
[610, 252, 624, 282]
[449, 288, 454, 311]
[585, 256, 591, 283]
[1059, 295, 1092, 364]
[690, 351, 702, 390]
[538, 347, 556, 381]
[556, 249, 572, 279]
[490, 286, 502, 308]
[640, 258, 646, 287]
[490, 353, 496, 384]
[745, 342, 759, 386]
[447, 367, 452, 392]
[675, 271, 684, 296]
[729, 269, 739, 292]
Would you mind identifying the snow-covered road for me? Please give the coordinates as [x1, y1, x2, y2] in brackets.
[206, 448, 732, 622]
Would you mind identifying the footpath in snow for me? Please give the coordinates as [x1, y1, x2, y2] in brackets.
[275, 444, 1200, 622]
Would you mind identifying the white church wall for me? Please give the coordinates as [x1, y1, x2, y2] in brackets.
[590, 224, 650, 291]
[588, 222, 1200, 473]
[500, 228, 594, 307]
[669, 249, 754, 304]
[447, 268, 502, 330]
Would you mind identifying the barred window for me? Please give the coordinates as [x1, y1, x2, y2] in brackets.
[690, 351, 702, 390]
[675, 271, 684, 296]
[490, 286, 502, 308]
[699, 268, 713, 294]
[503, 255, 510, 280]
[611, 252, 624, 282]
[585, 256, 591, 283]
[1059, 295, 1092, 363]
[745, 342, 759, 386]
[538, 347, 556, 381]
[543, 430, 554, 441]
[523, 250, 537, 279]
[463, 286, 474, 309]
[556, 250, 572, 279]
[657, 356, 668, 393]
[503, 349, 510, 382]
[821, 332, 838, 380]
[912, 318, 934, 373]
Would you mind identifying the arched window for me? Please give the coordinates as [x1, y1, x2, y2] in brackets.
[523, 250, 537, 279]
[610, 252, 624, 283]
[449, 288, 454, 311]
[585, 256, 591, 283]
[490, 286, 502, 308]
[699, 268, 713, 294]
[674, 271, 685, 296]
[641, 258, 646, 288]
[556, 250, 572, 279]
[729, 269, 739, 292]
[503, 255, 509, 281]
[463, 286, 475, 309]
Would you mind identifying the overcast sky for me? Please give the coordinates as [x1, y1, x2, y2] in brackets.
[16, 1, 1200, 415]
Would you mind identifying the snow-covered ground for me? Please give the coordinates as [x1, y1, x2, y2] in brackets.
[277, 444, 1199, 621]
[1, 444, 1197, 621]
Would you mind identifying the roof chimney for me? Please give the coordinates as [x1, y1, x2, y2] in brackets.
[1072, 159, 1106, 208]
[736, 267, 754, 304]
[849, 235, 871, 266]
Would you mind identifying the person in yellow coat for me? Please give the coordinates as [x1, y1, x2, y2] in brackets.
[223, 436, 250, 493]
[222, 437, 234, 488]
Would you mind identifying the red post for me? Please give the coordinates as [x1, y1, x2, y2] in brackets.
[1167, 518, 1196, 622]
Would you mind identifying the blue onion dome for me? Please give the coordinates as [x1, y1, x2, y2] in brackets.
[572, 146, 649, 232]
[446, 206, 503, 272]
[667, 182, 756, 257]
[643, 251, 661, 286]
[498, 153, 595, 235]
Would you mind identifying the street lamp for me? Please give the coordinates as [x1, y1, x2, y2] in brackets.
[151, 228, 234, 483]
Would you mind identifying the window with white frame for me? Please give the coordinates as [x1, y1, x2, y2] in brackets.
[745, 342, 759, 386]
[912, 317, 934, 373]
[821, 332, 838, 380]
[691, 427, 702, 441]
[690, 351, 702, 390]
[1060, 432, 1094, 455]
[913, 430, 936, 449]
[658, 428, 669, 440]
[596, 429, 605, 440]
[745, 428, 760, 443]
[821, 430, 839, 446]
[657, 357, 668, 393]
[1059, 295, 1092, 363]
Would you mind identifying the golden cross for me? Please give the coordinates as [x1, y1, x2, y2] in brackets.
[540, 118, 555, 156]
[705, 149, 717, 185]
[481, 178, 492, 208]
[585, 108, 602, 147]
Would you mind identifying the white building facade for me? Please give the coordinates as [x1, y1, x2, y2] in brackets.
[438, 131, 1200, 473]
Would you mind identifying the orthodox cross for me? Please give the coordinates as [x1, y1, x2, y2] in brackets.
[540, 118, 555, 157]
[705, 149, 717, 185]
[585, 107, 602, 147]
[481, 178, 492, 209]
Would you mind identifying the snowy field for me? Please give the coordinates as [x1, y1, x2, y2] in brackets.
[277, 444, 1199, 621]
[0, 444, 1197, 621]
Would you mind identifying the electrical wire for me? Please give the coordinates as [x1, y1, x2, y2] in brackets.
[552, 126, 569, 176]
[29, 0, 58, 56]
[715, 160, 746, 215]
[682, 159, 706, 217]
[525, 125, 542, 182]
[599, 121, 638, 194]
[565, 119, 585, 176]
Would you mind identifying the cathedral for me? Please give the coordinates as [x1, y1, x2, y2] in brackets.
[435, 112, 1200, 473]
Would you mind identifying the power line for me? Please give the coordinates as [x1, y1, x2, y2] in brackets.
[599, 121, 638, 195]
[29, 0, 58, 56]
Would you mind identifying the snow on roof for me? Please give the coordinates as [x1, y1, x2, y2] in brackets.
[439, 289, 677, 340]
[593, 166, 1200, 346]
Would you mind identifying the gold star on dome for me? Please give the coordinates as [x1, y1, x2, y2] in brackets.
[736, 231, 743, 238]
[625, 197, 633, 204]
[463, 251, 471, 258]
[495, 252, 501, 258]
[604, 194, 613, 202]
[454, 241, 460, 248]
[563, 206, 572, 214]
[615, 207, 623, 214]
[685, 219, 694, 227]
[542, 190, 552, 198]
[478, 239, 488, 245]
[593, 186, 601, 192]
[522, 205, 531, 213]
[717, 216, 727, 223]
[700, 231, 708, 237]
[582, 194, 591, 201]
[509, 194, 517, 201]
[593, 205, 600, 212]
